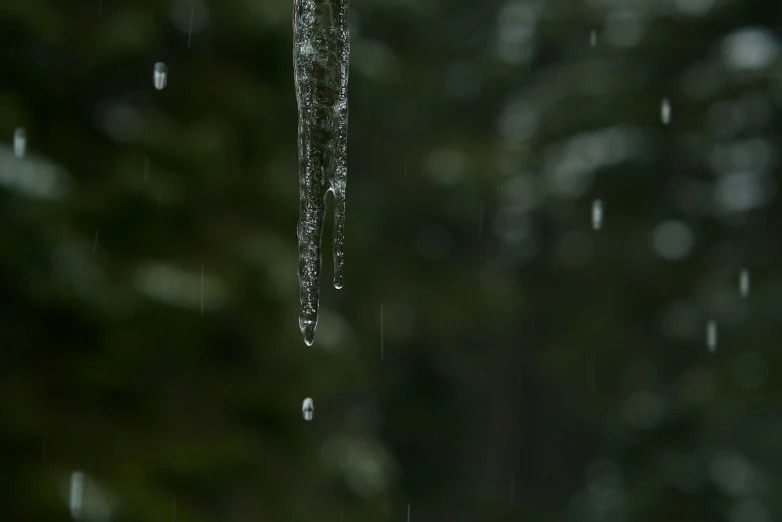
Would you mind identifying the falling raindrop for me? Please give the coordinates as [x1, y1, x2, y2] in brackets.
[739, 268, 750, 298]
[294, 0, 351, 346]
[13, 127, 26, 158]
[407, 503, 411, 522]
[200, 264, 204, 315]
[706, 320, 718, 352]
[302, 397, 314, 421]
[590, 29, 597, 47]
[592, 199, 603, 230]
[153, 62, 168, 90]
[187, 6, 194, 48]
[69, 471, 84, 519]
[661, 97, 672, 125]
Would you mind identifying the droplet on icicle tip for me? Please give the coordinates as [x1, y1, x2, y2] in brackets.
[153, 62, 168, 90]
[302, 397, 314, 421]
[660, 97, 671, 125]
[592, 199, 603, 231]
[13, 127, 26, 158]
[739, 268, 750, 298]
[300, 316, 316, 347]
[706, 320, 718, 353]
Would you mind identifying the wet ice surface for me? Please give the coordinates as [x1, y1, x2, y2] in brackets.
[294, 0, 350, 346]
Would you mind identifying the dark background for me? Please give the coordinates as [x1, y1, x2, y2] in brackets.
[2, 0, 782, 521]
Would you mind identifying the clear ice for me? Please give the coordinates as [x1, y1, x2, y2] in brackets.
[293, 0, 350, 346]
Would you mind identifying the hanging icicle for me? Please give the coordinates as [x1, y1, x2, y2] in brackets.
[293, 0, 350, 346]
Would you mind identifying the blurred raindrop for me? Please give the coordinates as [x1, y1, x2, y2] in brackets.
[706, 319, 718, 352]
[302, 397, 314, 421]
[739, 268, 750, 298]
[661, 97, 671, 125]
[69, 471, 84, 519]
[590, 29, 597, 47]
[13, 127, 25, 158]
[591, 199, 603, 230]
[153, 62, 168, 90]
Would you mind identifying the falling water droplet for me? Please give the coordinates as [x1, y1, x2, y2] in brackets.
[187, 6, 194, 48]
[407, 503, 411, 522]
[660, 97, 671, 125]
[13, 127, 26, 158]
[69, 471, 84, 519]
[739, 268, 750, 298]
[153, 62, 168, 90]
[590, 29, 597, 47]
[302, 397, 314, 421]
[706, 320, 718, 352]
[591, 199, 603, 231]
[92, 229, 100, 258]
[294, 0, 351, 345]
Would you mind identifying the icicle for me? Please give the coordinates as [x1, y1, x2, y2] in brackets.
[293, 0, 351, 346]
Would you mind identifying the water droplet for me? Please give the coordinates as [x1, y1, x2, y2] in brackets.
[739, 268, 750, 298]
[302, 397, 314, 421]
[661, 97, 672, 125]
[13, 127, 26, 158]
[590, 29, 597, 47]
[592, 199, 603, 230]
[153, 62, 168, 90]
[69, 471, 84, 519]
[706, 320, 718, 352]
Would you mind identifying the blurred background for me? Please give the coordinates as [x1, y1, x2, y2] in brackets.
[2, 0, 782, 521]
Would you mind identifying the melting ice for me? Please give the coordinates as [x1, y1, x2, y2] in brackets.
[293, 0, 350, 346]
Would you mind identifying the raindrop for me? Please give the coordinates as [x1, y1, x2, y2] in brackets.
[407, 503, 411, 522]
[69, 471, 84, 519]
[706, 320, 718, 352]
[591, 199, 603, 230]
[153, 62, 168, 90]
[661, 97, 672, 125]
[13, 127, 26, 158]
[302, 397, 314, 421]
[590, 29, 597, 47]
[739, 268, 750, 298]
